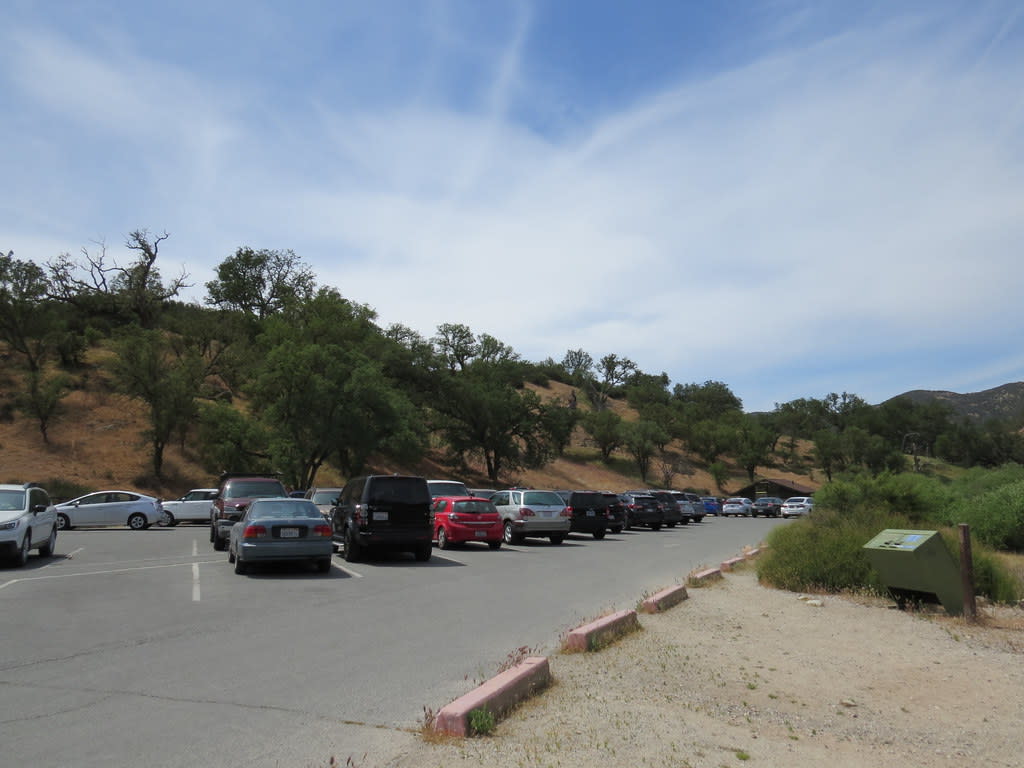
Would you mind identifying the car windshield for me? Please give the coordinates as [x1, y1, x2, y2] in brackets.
[249, 500, 320, 519]
[522, 491, 564, 506]
[311, 490, 338, 504]
[453, 500, 497, 514]
[0, 490, 25, 511]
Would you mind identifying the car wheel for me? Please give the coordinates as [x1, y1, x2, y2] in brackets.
[502, 521, 514, 545]
[487, 540, 501, 550]
[667, 521, 676, 528]
[57, 513, 71, 531]
[127, 513, 147, 530]
[234, 554, 247, 574]
[650, 523, 662, 531]
[209, 523, 215, 542]
[316, 558, 332, 573]
[549, 533, 564, 545]
[610, 526, 622, 534]
[162, 512, 177, 527]
[343, 527, 362, 563]
[213, 531, 227, 551]
[227, 545, 235, 563]
[414, 542, 432, 562]
[437, 527, 450, 550]
[592, 529, 606, 540]
[39, 526, 56, 557]
[694, 516, 704, 523]
[13, 532, 30, 566]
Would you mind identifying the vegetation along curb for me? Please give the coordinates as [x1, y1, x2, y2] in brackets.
[433, 656, 552, 737]
[720, 556, 747, 572]
[688, 567, 723, 585]
[563, 608, 641, 652]
[638, 584, 689, 613]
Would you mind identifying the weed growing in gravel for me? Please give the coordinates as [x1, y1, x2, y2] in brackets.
[468, 707, 496, 736]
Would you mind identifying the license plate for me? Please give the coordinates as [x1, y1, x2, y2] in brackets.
[280, 528, 299, 538]
[586, 510, 595, 517]
[372, 511, 388, 521]
[475, 530, 487, 538]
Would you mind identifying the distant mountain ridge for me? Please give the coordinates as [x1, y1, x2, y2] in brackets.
[889, 382, 1024, 425]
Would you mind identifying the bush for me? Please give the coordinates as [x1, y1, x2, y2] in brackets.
[941, 480, 1024, 552]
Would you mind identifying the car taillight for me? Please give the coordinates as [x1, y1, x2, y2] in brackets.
[520, 507, 535, 517]
[559, 507, 570, 517]
[244, 525, 267, 539]
[313, 524, 331, 537]
[565, 505, 575, 516]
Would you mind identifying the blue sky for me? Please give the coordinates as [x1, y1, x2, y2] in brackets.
[3, 1, 1022, 412]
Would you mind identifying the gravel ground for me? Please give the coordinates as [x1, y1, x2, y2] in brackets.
[387, 565, 1023, 768]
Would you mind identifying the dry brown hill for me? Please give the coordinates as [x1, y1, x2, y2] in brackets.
[0, 365, 820, 500]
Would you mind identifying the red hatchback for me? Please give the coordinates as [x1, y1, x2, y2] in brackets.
[431, 496, 503, 550]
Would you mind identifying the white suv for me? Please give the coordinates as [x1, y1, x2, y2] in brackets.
[0, 483, 58, 566]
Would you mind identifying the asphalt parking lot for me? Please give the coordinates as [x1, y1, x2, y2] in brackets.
[1, 517, 786, 767]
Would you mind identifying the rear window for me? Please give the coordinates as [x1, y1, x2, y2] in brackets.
[367, 477, 431, 505]
[311, 490, 339, 504]
[522, 491, 564, 506]
[226, 480, 286, 499]
[249, 500, 321, 519]
[427, 480, 470, 497]
[569, 492, 605, 507]
[453, 500, 497, 515]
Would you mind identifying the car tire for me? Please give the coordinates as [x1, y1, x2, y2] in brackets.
[316, 558, 331, 573]
[127, 513, 148, 530]
[437, 527, 450, 550]
[13, 532, 30, 566]
[213, 532, 227, 551]
[227, 545, 235, 563]
[694, 516, 704, 523]
[549, 533, 564, 545]
[57, 513, 71, 531]
[592, 529, 606, 540]
[666, 521, 676, 528]
[343, 527, 362, 563]
[610, 526, 622, 534]
[414, 542, 432, 562]
[487, 540, 501, 550]
[163, 512, 177, 527]
[209, 523, 215, 542]
[234, 554, 247, 574]
[502, 521, 514, 545]
[651, 523, 662, 531]
[39, 526, 56, 557]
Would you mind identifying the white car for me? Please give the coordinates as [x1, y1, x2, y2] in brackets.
[55, 491, 164, 530]
[0, 483, 58, 566]
[781, 497, 814, 518]
[721, 497, 753, 517]
[161, 488, 218, 525]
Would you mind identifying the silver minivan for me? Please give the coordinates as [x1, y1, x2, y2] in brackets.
[490, 489, 570, 545]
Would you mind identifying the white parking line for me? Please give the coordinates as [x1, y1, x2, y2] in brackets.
[0, 559, 225, 590]
[333, 563, 363, 578]
[192, 562, 201, 601]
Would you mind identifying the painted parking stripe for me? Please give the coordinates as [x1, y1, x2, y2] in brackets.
[333, 563, 363, 578]
[0, 559, 225, 590]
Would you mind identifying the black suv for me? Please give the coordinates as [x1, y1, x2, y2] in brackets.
[601, 492, 625, 534]
[618, 491, 662, 530]
[751, 496, 784, 517]
[210, 474, 288, 551]
[645, 490, 688, 527]
[555, 490, 610, 540]
[331, 475, 433, 562]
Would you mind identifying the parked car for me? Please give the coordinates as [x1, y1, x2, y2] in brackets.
[331, 475, 433, 562]
[468, 488, 497, 500]
[431, 496, 503, 550]
[781, 497, 814, 518]
[617, 492, 662, 530]
[55, 490, 164, 530]
[642, 490, 687, 527]
[667, 491, 701, 524]
[490, 489, 570, 545]
[701, 496, 722, 515]
[210, 475, 288, 551]
[427, 479, 471, 499]
[601, 492, 626, 534]
[680, 492, 706, 523]
[720, 497, 753, 517]
[227, 497, 333, 574]
[751, 496, 784, 517]
[161, 488, 218, 526]
[555, 490, 610, 540]
[0, 483, 57, 566]
[303, 486, 343, 518]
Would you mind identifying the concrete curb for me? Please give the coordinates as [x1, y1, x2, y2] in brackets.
[563, 608, 640, 652]
[688, 567, 723, 585]
[638, 584, 689, 613]
[720, 556, 746, 571]
[433, 656, 552, 737]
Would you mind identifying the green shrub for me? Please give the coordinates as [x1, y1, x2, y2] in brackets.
[941, 480, 1024, 552]
[467, 707, 496, 736]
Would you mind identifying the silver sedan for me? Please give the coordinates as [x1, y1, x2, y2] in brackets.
[228, 497, 334, 574]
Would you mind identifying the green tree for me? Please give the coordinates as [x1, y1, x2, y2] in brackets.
[205, 246, 316, 319]
[0, 251, 55, 373]
[623, 421, 666, 483]
[581, 409, 624, 461]
[18, 369, 69, 444]
[734, 415, 775, 482]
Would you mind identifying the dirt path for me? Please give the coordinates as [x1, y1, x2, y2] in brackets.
[389, 567, 1023, 768]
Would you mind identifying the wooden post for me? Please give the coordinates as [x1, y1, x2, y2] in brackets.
[958, 523, 977, 622]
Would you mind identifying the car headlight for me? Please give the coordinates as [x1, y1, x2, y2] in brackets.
[0, 520, 20, 530]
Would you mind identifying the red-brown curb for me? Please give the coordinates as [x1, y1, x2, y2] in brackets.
[433, 656, 551, 737]
[563, 608, 640, 652]
[638, 584, 689, 613]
